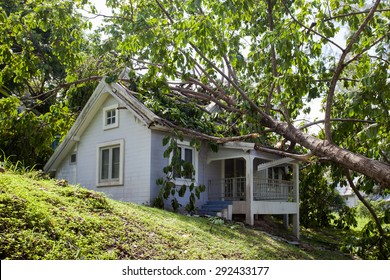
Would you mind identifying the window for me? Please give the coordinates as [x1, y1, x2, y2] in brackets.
[70, 153, 77, 164]
[97, 140, 124, 186]
[103, 105, 119, 130]
[171, 144, 197, 181]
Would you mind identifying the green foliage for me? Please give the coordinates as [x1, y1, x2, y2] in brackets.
[208, 216, 224, 233]
[153, 135, 206, 213]
[341, 201, 390, 259]
[334, 206, 358, 230]
[0, 0, 90, 111]
[299, 163, 346, 228]
[0, 171, 351, 260]
[0, 96, 75, 168]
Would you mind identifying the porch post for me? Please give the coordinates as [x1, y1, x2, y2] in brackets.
[221, 160, 225, 200]
[292, 163, 300, 239]
[245, 155, 254, 225]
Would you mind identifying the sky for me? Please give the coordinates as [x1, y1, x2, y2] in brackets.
[80, 0, 111, 31]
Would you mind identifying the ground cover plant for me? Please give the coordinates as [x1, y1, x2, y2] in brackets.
[0, 169, 353, 260]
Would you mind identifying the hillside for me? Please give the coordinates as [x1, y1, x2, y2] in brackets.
[0, 171, 352, 260]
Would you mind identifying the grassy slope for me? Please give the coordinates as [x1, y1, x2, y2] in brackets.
[0, 172, 352, 260]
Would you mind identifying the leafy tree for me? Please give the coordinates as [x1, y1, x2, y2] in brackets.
[0, 97, 74, 168]
[98, 0, 390, 258]
[0, 0, 99, 167]
[100, 0, 390, 189]
[299, 163, 347, 228]
[0, 0, 93, 112]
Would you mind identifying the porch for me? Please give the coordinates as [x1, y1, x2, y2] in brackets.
[208, 177, 295, 202]
[205, 142, 300, 238]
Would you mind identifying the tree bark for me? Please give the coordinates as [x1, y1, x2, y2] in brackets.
[271, 121, 390, 188]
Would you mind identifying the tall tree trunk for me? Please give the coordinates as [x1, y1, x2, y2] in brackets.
[270, 121, 390, 188]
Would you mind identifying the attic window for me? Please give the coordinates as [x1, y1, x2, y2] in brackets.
[70, 153, 77, 164]
[103, 105, 119, 130]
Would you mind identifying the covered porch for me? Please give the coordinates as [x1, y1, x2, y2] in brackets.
[206, 142, 300, 238]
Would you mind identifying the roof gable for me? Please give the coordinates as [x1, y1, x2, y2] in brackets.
[44, 78, 161, 173]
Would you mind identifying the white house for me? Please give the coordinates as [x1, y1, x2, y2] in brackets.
[44, 75, 300, 238]
[337, 186, 360, 208]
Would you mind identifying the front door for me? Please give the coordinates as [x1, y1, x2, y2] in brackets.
[224, 158, 246, 200]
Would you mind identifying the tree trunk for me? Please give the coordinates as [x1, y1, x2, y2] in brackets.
[272, 122, 390, 188]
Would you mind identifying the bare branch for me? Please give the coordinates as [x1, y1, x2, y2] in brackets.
[299, 118, 377, 130]
[160, 118, 260, 143]
[255, 144, 314, 162]
[324, 8, 390, 22]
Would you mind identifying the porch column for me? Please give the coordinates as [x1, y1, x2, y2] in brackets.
[283, 214, 289, 229]
[245, 155, 254, 225]
[292, 163, 300, 239]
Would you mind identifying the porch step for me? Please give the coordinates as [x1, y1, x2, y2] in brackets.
[198, 200, 233, 217]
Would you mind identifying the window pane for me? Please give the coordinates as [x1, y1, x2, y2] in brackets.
[101, 149, 109, 180]
[184, 148, 193, 179]
[106, 109, 116, 125]
[184, 148, 193, 163]
[112, 147, 120, 179]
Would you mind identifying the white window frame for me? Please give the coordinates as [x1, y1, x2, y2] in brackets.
[96, 139, 124, 187]
[102, 104, 119, 130]
[170, 142, 198, 184]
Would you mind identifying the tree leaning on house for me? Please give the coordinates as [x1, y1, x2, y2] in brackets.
[99, 0, 390, 189]
[99, 0, 390, 258]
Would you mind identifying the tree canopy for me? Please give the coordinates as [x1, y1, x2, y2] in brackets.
[99, 1, 390, 258]
[99, 0, 390, 190]
[1, 0, 390, 259]
[0, 0, 93, 166]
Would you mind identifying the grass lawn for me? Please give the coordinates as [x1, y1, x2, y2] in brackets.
[0, 171, 353, 260]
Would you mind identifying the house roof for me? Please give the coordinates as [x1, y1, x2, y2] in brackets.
[44, 77, 166, 173]
[44, 72, 295, 173]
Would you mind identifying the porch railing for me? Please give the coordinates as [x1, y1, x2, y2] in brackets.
[208, 177, 246, 201]
[253, 178, 294, 201]
[208, 177, 295, 202]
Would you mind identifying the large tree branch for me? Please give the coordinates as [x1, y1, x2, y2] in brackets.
[167, 86, 241, 113]
[255, 144, 314, 162]
[271, 121, 390, 188]
[159, 118, 259, 144]
[324, 0, 381, 142]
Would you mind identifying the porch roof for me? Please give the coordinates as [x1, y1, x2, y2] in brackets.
[207, 141, 286, 164]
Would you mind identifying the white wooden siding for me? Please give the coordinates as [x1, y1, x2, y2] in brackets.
[149, 131, 169, 203]
[56, 151, 77, 185]
[149, 133, 215, 209]
[56, 94, 152, 204]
